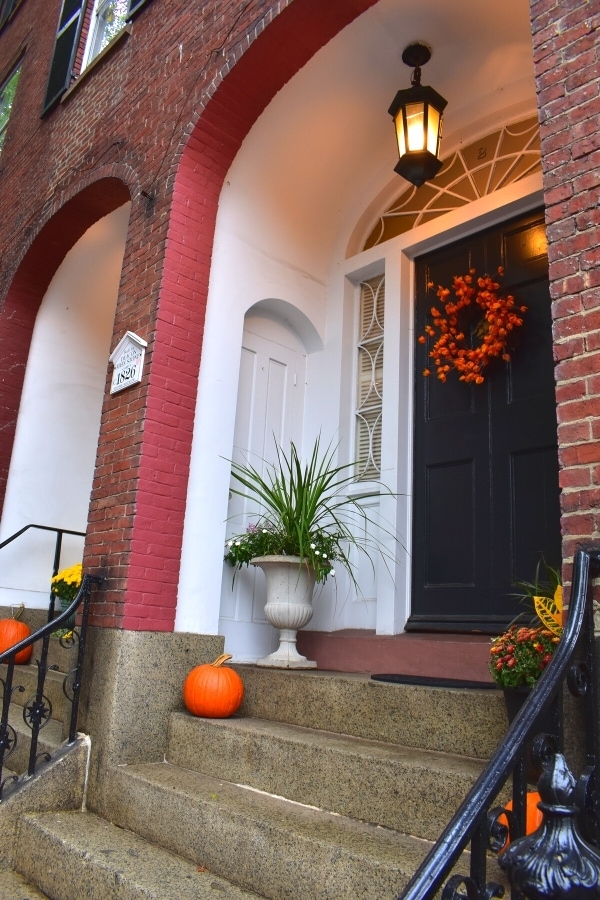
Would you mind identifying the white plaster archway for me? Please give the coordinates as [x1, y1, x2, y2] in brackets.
[177, 0, 540, 659]
[0, 203, 131, 608]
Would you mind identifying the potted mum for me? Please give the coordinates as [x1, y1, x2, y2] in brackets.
[489, 562, 562, 782]
[224, 438, 389, 668]
[489, 561, 563, 690]
[51, 563, 83, 630]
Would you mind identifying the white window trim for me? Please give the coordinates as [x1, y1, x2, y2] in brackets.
[81, 0, 129, 70]
[0, 61, 22, 154]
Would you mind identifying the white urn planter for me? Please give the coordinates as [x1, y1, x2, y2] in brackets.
[251, 556, 317, 668]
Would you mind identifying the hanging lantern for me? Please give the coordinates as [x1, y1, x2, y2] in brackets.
[388, 43, 447, 188]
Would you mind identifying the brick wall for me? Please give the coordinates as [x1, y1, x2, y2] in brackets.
[0, 0, 377, 630]
[530, 1, 600, 588]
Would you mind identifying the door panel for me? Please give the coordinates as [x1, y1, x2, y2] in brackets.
[410, 210, 560, 631]
[219, 320, 306, 661]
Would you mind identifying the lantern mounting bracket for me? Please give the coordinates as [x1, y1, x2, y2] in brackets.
[401, 42, 431, 74]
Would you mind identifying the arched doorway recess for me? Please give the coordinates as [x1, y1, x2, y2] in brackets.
[0, 178, 131, 513]
[0, 203, 131, 609]
[176, 0, 543, 667]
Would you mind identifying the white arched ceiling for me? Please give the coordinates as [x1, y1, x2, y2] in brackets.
[219, 0, 537, 280]
[0, 203, 131, 608]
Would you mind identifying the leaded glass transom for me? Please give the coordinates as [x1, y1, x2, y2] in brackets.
[363, 117, 541, 250]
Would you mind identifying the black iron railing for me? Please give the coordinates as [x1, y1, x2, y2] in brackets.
[398, 547, 600, 899]
[0, 524, 86, 622]
[0, 573, 102, 799]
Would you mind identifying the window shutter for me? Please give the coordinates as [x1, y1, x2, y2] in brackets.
[0, 0, 20, 28]
[42, 0, 85, 115]
[127, 0, 151, 18]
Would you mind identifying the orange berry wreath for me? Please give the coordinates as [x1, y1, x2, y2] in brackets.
[419, 268, 527, 385]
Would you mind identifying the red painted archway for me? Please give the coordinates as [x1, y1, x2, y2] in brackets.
[104, 0, 379, 630]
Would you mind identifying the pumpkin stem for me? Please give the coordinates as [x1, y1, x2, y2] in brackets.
[211, 653, 233, 668]
[12, 603, 25, 621]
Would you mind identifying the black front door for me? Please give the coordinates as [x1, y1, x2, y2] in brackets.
[409, 210, 561, 632]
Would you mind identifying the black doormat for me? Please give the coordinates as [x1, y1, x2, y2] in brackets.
[371, 674, 500, 690]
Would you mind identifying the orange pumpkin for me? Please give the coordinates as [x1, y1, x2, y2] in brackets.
[183, 653, 244, 718]
[0, 617, 32, 664]
[499, 791, 543, 848]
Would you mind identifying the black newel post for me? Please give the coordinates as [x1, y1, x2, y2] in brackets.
[498, 752, 600, 898]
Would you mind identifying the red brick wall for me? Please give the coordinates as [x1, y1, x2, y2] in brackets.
[529, 1, 600, 588]
[0, 0, 377, 630]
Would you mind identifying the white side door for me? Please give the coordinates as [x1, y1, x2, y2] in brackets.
[219, 316, 306, 661]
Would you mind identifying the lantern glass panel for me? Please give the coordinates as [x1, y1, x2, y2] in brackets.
[405, 102, 425, 151]
[394, 114, 406, 157]
[427, 105, 441, 155]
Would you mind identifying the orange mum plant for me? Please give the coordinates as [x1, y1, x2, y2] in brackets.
[419, 268, 527, 384]
[490, 563, 563, 689]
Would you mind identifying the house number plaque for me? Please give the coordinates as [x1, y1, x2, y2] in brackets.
[109, 331, 148, 394]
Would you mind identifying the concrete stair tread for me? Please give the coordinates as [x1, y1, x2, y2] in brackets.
[18, 810, 263, 900]
[234, 665, 507, 758]
[117, 760, 433, 853]
[168, 712, 484, 838]
[171, 711, 484, 769]
[105, 760, 435, 898]
[0, 868, 50, 899]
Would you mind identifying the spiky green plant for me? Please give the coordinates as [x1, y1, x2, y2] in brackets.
[224, 438, 390, 584]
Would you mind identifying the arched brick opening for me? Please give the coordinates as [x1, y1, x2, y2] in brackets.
[0, 177, 131, 512]
[106, 0, 379, 631]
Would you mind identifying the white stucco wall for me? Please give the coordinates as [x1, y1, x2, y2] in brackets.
[0, 203, 131, 608]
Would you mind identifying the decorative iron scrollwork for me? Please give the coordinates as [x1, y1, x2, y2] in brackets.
[0, 722, 17, 759]
[0, 679, 24, 701]
[62, 669, 79, 703]
[573, 767, 599, 846]
[59, 629, 78, 651]
[22, 695, 52, 730]
[567, 661, 590, 697]
[487, 805, 514, 854]
[441, 874, 504, 899]
[498, 753, 600, 898]
[530, 733, 557, 772]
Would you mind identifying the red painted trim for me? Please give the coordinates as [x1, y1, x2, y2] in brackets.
[123, 0, 379, 628]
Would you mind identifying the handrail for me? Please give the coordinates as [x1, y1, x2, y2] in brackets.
[0, 523, 86, 554]
[0, 523, 86, 622]
[0, 573, 103, 797]
[0, 522, 85, 624]
[398, 547, 600, 899]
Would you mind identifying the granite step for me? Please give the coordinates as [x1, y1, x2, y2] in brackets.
[104, 760, 437, 899]
[16, 810, 262, 900]
[167, 712, 484, 840]
[234, 665, 507, 759]
[0, 868, 50, 899]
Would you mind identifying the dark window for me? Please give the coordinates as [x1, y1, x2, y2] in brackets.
[127, 0, 150, 16]
[42, 0, 153, 115]
[42, 0, 86, 114]
[0, 61, 22, 153]
[0, 0, 22, 29]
